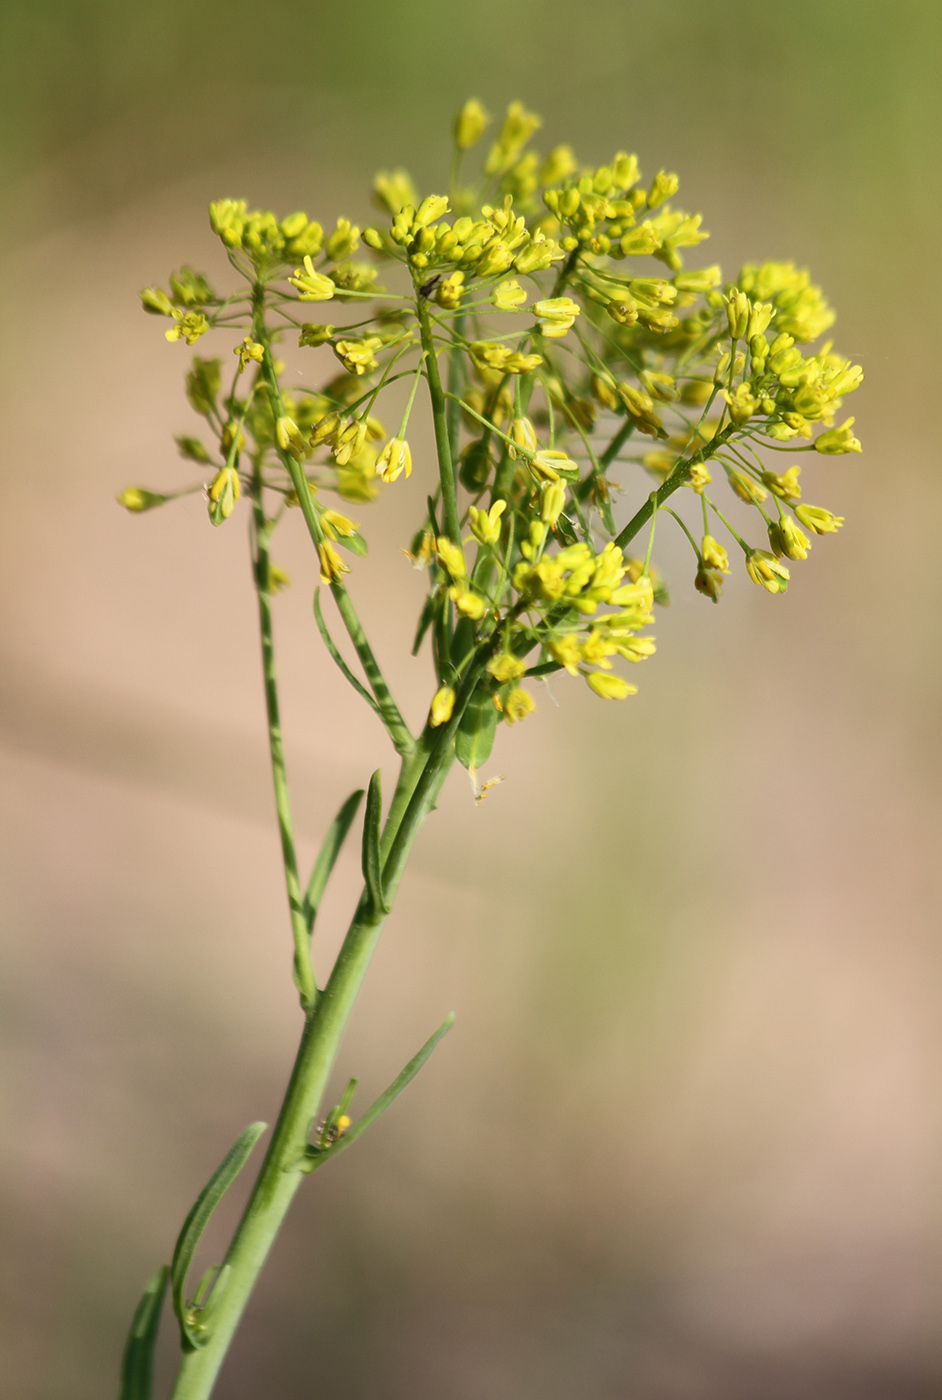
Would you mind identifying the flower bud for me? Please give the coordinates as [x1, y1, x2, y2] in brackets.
[429, 685, 456, 728]
[745, 549, 789, 593]
[813, 418, 862, 454]
[794, 503, 845, 535]
[318, 541, 350, 585]
[207, 466, 241, 526]
[454, 99, 490, 151]
[586, 672, 637, 700]
[377, 438, 412, 484]
[117, 487, 168, 513]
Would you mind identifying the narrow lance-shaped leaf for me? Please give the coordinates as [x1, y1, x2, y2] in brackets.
[361, 769, 388, 915]
[313, 588, 384, 720]
[119, 1265, 169, 1400]
[303, 788, 365, 934]
[170, 1121, 267, 1351]
[302, 1012, 455, 1172]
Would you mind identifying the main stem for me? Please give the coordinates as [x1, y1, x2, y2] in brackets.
[166, 288, 489, 1400]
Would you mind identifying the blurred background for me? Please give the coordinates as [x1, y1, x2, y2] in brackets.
[0, 2, 939, 1396]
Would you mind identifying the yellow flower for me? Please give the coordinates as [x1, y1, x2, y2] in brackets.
[436, 537, 467, 580]
[508, 417, 538, 459]
[585, 672, 637, 699]
[540, 482, 566, 526]
[469, 499, 506, 546]
[449, 583, 487, 619]
[429, 685, 456, 727]
[813, 417, 861, 454]
[234, 338, 264, 371]
[165, 310, 209, 345]
[320, 509, 360, 541]
[454, 98, 490, 151]
[745, 549, 789, 593]
[276, 416, 307, 460]
[795, 503, 845, 535]
[288, 256, 336, 301]
[701, 535, 730, 572]
[491, 279, 527, 311]
[333, 336, 382, 376]
[117, 487, 167, 512]
[377, 438, 413, 483]
[487, 652, 527, 684]
[533, 296, 580, 338]
[207, 466, 241, 526]
[318, 541, 350, 585]
[503, 687, 535, 724]
[761, 465, 802, 499]
[769, 516, 811, 561]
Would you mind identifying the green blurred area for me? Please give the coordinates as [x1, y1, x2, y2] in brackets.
[0, 4, 939, 1399]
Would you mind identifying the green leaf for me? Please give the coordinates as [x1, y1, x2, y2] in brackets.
[303, 1012, 455, 1172]
[553, 512, 578, 546]
[411, 591, 437, 658]
[361, 770, 388, 915]
[455, 684, 498, 770]
[119, 1265, 169, 1400]
[313, 589, 384, 720]
[344, 531, 369, 557]
[170, 1121, 267, 1351]
[303, 788, 365, 933]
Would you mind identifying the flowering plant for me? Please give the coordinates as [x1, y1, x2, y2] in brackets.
[120, 99, 861, 1400]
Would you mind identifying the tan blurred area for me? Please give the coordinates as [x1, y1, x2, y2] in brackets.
[0, 4, 939, 1397]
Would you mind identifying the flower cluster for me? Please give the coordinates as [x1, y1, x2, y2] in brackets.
[125, 100, 861, 773]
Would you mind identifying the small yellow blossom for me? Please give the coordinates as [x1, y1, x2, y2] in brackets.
[533, 296, 580, 338]
[449, 583, 488, 619]
[429, 685, 456, 727]
[435, 272, 465, 309]
[795, 503, 845, 535]
[318, 541, 350, 585]
[333, 337, 382, 376]
[540, 481, 566, 526]
[165, 310, 209, 345]
[288, 256, 336, 301]
[454, 98, 490, 151]
[117, 487, 167, 512]
[701, 535, 730, 572]
[508, 417, 538, 459]
[377, 438, 412, 483]
[320, 509, 360, 541]
[234, 338, 264, 371]
[503, 687, 535, 724]
[333, 420, 368, 466]
[492, 280, 527, 311]
[745, 549, 789, 593]
[436, 537, 467, 580]
[276, 415, 307, 460]
[586, 672, 637, 699]
[207, 466, 240, 525]
[728, 470, 768, 504]
[468, 498, 506, 546]
[769, 516, 811, 561]
[687, 462, 711, 493]
[761, 466, 802, 499]
[549, 635, 582, 675]
[814, 417, 861, 454]
[487, 653, 527, 684]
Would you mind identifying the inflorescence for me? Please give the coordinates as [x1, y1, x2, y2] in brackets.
[125, 99, 861, 768]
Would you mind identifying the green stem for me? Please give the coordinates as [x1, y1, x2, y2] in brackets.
[251, 294, 413, 758]
[614, 425, 734, 551]
[416, 295, 461, 543]
[250, 488, 316, 1009]
[168, 718, 461, 1400]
